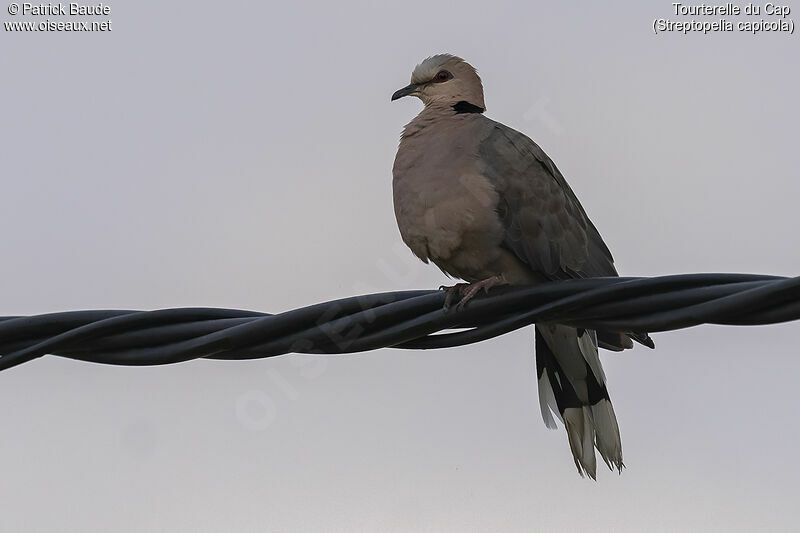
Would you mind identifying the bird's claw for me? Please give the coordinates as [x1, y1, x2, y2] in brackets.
[441, 282, 470, 312]
[440, 276, 505, 312]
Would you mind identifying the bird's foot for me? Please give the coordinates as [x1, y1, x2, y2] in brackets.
[440, 275, 506, 312]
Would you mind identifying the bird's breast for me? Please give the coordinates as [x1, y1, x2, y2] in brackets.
[392, 135, 506, 281]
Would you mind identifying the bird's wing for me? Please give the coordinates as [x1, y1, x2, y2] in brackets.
[478, 120, 617, 280]
[478, 119, 653, 351]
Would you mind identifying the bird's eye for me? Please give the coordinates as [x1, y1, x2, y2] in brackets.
[433, 70, 452, 82]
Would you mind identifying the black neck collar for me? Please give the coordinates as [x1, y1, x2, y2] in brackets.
[452, 101, 485, 114]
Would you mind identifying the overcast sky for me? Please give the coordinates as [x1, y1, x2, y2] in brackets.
[2, 1, 799, 532]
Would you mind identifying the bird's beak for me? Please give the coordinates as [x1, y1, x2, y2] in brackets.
[391, 83, 420, 101]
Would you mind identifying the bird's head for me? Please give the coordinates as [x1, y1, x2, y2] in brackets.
[391, 54, 485, 112]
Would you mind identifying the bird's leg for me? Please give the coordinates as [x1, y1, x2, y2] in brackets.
[455, 275, 506, 310]
[440, 275, 506, 311]
[440, 282, 471, 311]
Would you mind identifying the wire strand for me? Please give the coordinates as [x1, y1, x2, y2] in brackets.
[1, 274, 797, 372]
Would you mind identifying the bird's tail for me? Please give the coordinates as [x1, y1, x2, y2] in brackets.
[535, 324, 623, 479]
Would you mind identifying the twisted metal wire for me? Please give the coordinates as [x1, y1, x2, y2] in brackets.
[1, 273, 798, 372]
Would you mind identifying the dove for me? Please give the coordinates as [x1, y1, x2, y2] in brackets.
[391, 54, 653, 478]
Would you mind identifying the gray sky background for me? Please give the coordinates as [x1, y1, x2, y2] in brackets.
[2, 1, 799, 531]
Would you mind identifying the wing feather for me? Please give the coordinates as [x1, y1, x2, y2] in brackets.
[478, 122, 616, 280]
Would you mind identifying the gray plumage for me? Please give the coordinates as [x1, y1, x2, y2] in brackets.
[391, 54, 652, 478]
